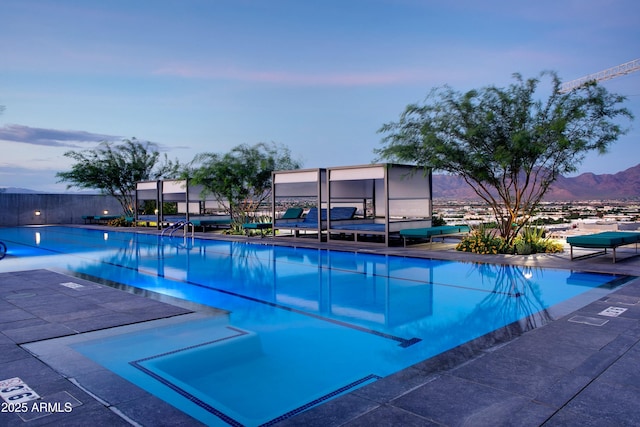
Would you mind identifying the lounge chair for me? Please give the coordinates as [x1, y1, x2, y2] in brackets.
[567, 231, 640, 263]
[275, 207, 356, 236]
[276, 207, 326, 229]
[242, 207, 304, 237]
[190, 216, 231, 230]
[400, 225, 471, 247]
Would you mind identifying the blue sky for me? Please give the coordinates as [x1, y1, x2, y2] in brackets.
[1, 0, 638, 192]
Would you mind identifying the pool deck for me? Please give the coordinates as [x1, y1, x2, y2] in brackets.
[1, 228, 639, 426]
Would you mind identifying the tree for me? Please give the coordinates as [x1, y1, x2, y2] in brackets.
[376, 72, 633, 246]
[57, 138, 182, 216]
[189, 142, 301, 223]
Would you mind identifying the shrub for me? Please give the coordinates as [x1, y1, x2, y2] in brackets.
[432, 215, 447, 227]
[513, 225, 564, 254]
[456, 225, 508, 254]
[107, 216, 129, 227]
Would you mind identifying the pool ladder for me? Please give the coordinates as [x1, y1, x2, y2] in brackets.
[160, 221, 194, 238]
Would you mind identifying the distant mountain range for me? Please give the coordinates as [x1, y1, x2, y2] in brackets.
[0, 187, 98, 194]
[433, 164, 640, 200]
[1, 187, 41, 194]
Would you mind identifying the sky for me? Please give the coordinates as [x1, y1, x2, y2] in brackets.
[1, 0, 639, 192]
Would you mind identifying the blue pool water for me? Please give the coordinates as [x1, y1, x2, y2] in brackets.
[0, 226, 633, 426]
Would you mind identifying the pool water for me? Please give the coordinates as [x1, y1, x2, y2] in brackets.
[0, 226, 632, 426]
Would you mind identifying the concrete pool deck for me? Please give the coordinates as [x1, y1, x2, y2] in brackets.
[0, 229, 639, 426]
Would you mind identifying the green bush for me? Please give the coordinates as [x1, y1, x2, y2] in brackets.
[107, 216, 129, 227]
[513, 225, 564, 254]
[456, 224, 564, 255]
[456, 225, 508, 254]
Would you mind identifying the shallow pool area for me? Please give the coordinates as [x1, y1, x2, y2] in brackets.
[0, 226, 634, 426]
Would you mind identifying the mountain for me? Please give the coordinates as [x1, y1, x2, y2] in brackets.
[0, 187, 41, 194]
[433, 164, 640, 200]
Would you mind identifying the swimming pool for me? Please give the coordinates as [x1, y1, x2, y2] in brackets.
[0, 226, 633, 426]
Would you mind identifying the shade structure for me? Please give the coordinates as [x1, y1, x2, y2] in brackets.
[271, 168, 327, 241]
[326, 164, 432, 246]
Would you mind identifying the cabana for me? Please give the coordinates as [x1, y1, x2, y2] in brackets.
[134, 180, 162, 227]
[326, 164, 432, 246]
[271, 168, 327, 241]
[134, 179, 231, 230]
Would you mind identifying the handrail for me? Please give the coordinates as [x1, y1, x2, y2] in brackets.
[169, 221, 194, 238]
[0, 241, 6, 260]
[160, 221, 185, 237]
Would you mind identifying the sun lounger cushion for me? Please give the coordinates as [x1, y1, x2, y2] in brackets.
[400, 225, 470, 239]
[276, 207, 356, 229]
[566, 231, 640, 248]
[329, 207, 357, 220]
[190, 217, 231, 227]
[331, 223, 386, 232]
[280, 207, 304, 219]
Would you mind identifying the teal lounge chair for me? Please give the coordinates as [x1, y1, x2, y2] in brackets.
[567, 231, 640, 263]
[190, 216, 232, 230]
[400, 225, 471, 247]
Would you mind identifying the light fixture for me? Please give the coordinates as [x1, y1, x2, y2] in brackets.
[103, 210, 109, 215]
[34, 210, 41, 216]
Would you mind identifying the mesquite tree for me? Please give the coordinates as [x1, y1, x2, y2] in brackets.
[57, 138, 181, 216]
[189, 142, 301, 223]
[376, 72, 632, 245]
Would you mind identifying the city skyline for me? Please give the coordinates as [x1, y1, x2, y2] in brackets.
[1, 1, 639, 192]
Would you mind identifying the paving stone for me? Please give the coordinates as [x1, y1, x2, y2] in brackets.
[116, 393, 206, 426]
[277, 392, 379, 427]
[41, 307, 116, 324]
[22, 406, 133, 427]
[544, 407, 612, 427]
[0, 356, 64, 385]
[533, 319, 624, 350]
[61, 313, 142, 333]
[392, 374, 551, 426]
[597, 349, 640, 390]
[533, 371, 592, 407]
[352, 367, 435, 403]
[451, 351, 567, 398]
[0, 308, 37, 323]
[564, 378, 640, 426]
[2, 322, 77, 344]
[0, 344, 33, 364]
[495, 332, 593, 371]
[0, 317, 50, 333]
[74, 369, 151, 406]
[344, 405, 438, 426]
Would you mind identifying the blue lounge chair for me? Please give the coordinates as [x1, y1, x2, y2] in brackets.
[275, 207, 356, 234]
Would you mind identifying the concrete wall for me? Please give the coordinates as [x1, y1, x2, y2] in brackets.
[0, 194, 124, 226]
